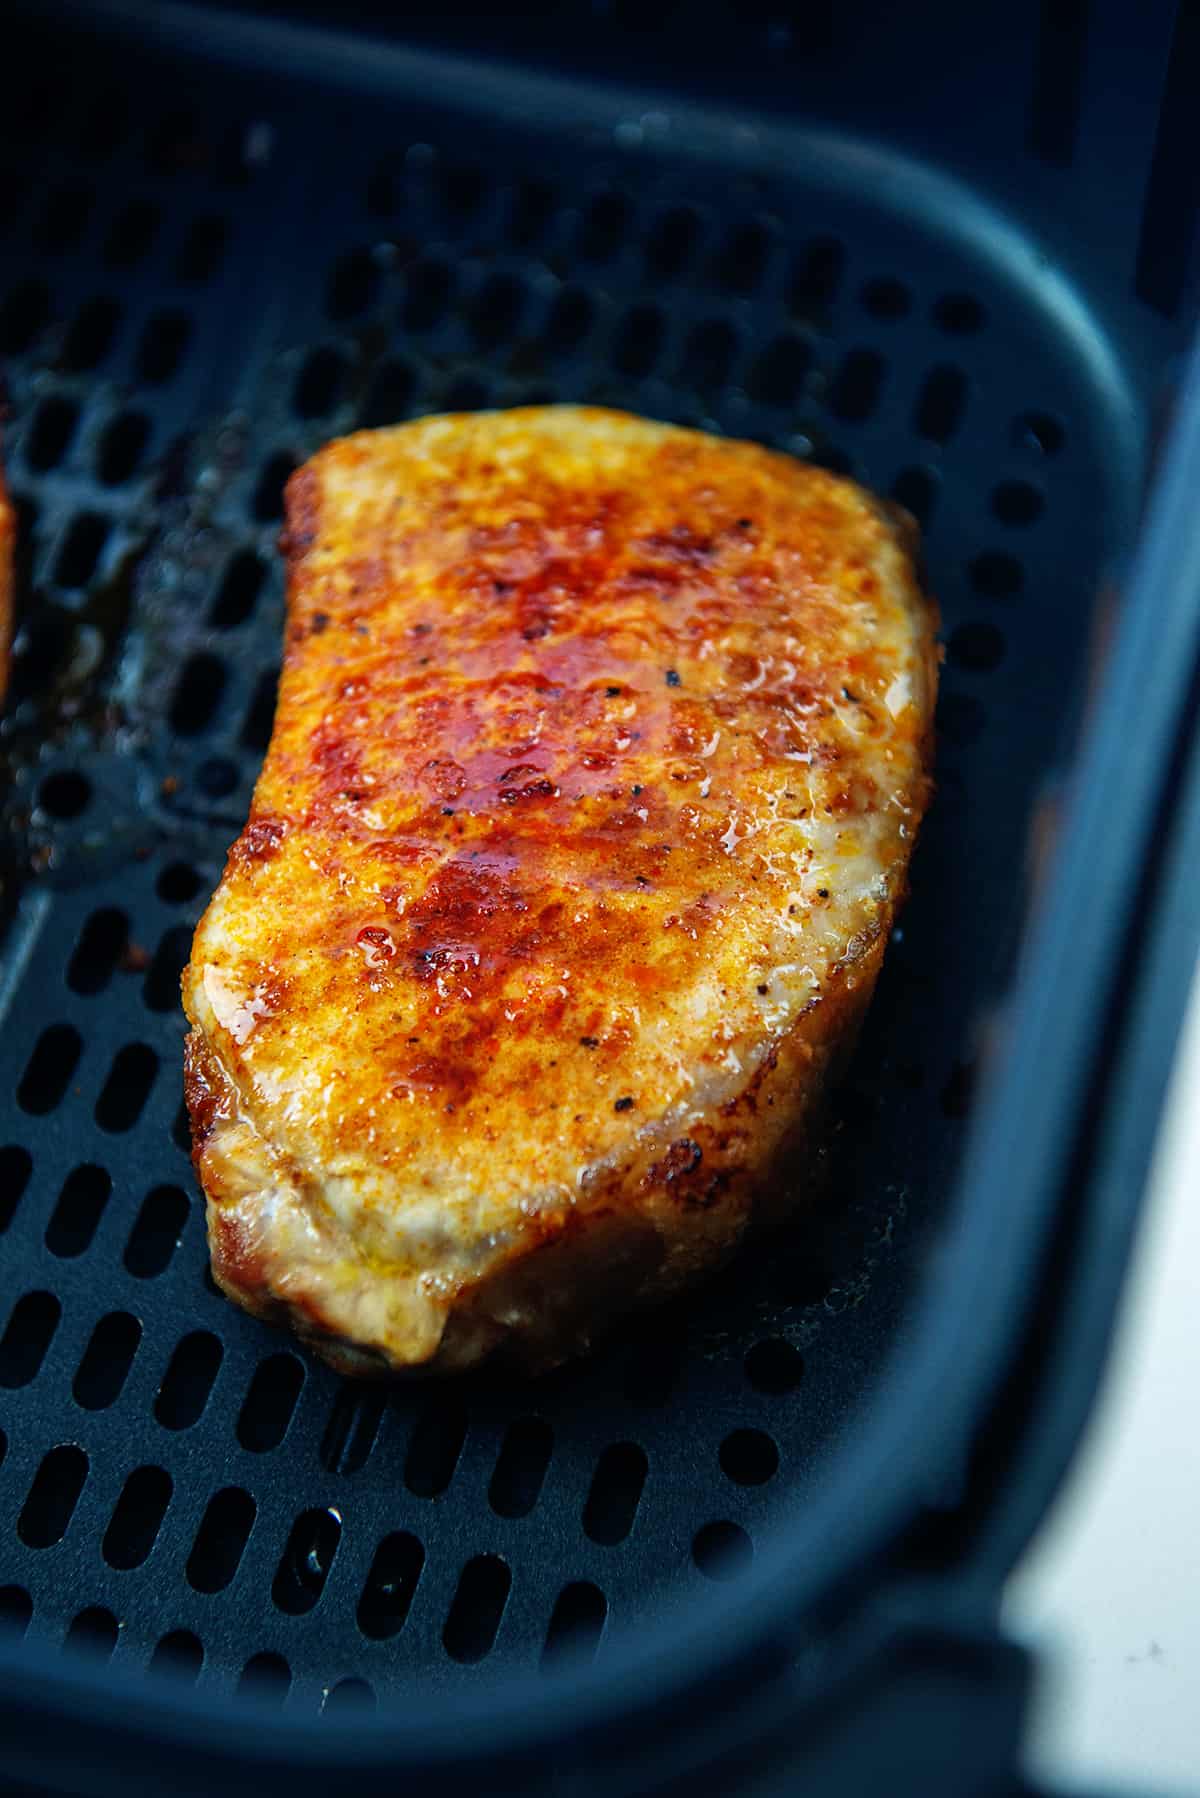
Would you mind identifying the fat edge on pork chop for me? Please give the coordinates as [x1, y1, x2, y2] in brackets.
[182, 406, 937, 1374]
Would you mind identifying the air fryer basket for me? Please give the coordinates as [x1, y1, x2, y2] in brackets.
[0, 1, 1197, 1792]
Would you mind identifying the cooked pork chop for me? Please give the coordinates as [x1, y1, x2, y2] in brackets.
[183, 407, 936, 1374]
[0, 455, 13, 703]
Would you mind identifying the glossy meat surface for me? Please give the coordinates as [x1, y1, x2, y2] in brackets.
[183, 407, 937, 1372]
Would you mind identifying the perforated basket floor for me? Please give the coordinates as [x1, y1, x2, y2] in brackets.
[0, 5, 1184, 1720]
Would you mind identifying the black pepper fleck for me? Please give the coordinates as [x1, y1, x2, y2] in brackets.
[817, 887, 829, 898]
[756, 983, 769, 995]
[606, 685, 621, 697]
[631, 785, 643, 795]
[442, 807, 455, 816]
[580, 1036, 599, 1049]
[614, 1096, 635, 1112]
[665, 669, 681, 687]
[311, 610, 330, 634]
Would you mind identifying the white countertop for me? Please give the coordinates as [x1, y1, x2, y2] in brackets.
[1006, 962, 1200, 1795]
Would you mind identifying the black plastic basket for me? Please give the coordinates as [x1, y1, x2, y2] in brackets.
[1, 2, 1198, 1792]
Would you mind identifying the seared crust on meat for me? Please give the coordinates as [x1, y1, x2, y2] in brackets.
[182, 407, 937, 1374]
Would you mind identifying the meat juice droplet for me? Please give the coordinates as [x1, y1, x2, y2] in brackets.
[356, 926, 396, 971]
[422, 757, 466, 800]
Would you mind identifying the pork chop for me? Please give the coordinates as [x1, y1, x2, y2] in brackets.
[182, 407, 937, 1374]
